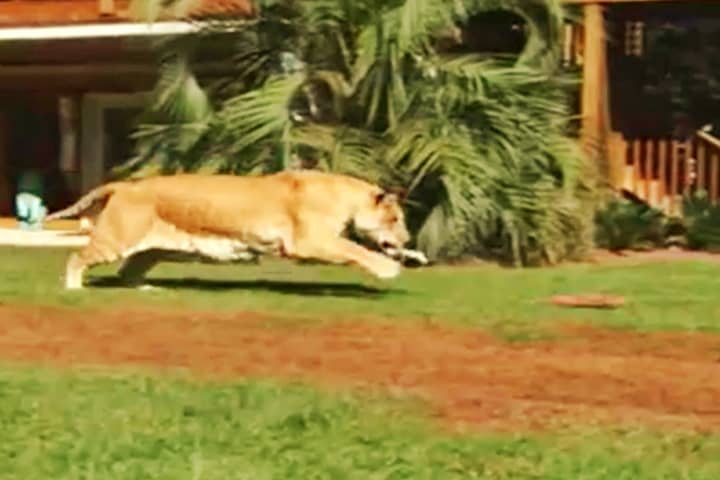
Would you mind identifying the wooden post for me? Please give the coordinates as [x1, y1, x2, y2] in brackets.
[0, 113, 10, 215]
[58, 97, 77, 174]
[644, 139, 654, 200]
[658, 139, 668, 200]
[711, 154, 719, 202]
[697, 142, 707, 192]
[581, 3, 610, 170]
[670, 141, 680, 198]
[80, 95, 104, 194]
[631, 139, 642, 195]
[606, 131, 626, 189]
[563, 23, 574, 67]
[99, 0, 115, 16]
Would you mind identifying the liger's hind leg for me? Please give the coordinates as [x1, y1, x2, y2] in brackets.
[63, 190, 156, 290]
[64, 252, 86, 290]
[117, 250, 163, 287]
[65, 201, 152, 289]
[64, 242, 121, 290]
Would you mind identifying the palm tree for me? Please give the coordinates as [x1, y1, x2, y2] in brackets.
[123, 0, 596, 265]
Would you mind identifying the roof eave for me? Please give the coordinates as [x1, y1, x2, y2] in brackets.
[0, 19, 247, 41]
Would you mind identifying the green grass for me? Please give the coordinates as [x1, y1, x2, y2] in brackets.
[2, 247, 720, 333]
[3, 248, 720, 478]
[1, 365, 719, 479]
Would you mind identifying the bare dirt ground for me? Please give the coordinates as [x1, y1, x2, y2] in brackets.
[587, 248, 720, 265]
[1, 305, 720, 432]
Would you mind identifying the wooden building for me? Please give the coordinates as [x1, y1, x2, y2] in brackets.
[0, 0, 253, 216]
[567, 0, 720, 213]
[2, 0, 719, 217]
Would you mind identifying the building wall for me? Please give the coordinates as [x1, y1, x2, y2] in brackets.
[0, 0, 253, 28]
[0, 0, 255, 215]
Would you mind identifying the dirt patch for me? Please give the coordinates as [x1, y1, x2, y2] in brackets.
[0, 305, 720, 432]
[586, 248, 720, 265]
[424, 248, 720, 270]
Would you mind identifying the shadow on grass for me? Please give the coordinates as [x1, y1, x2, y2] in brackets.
[87, 276, 403, 298]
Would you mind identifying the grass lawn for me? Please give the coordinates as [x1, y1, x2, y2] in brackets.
[2, 247, 720, 333]
[1, 365, 719, 480]
[2, 247, 720, 478]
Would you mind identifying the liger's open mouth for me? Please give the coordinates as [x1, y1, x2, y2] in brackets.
[379, 241, 400, 251]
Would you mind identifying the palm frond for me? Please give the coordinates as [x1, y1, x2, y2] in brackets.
[217, 72, 306, 159]
[125, 0, 595, 266]
[150, 54, 213, 123]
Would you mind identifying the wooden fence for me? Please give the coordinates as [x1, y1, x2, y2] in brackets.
[607, 130, 720, 215]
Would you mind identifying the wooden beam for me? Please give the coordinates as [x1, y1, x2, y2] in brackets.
[98, 0, 115, 16]
[0, 21, 201, 41]
[0, 63, 157, 77]
[697, 130, 720, 150]
[0, 62, 236, 77]
[0, 64, 156, 91]
[580, 3, 610, 167]
[0, 113, 11, 215]
[58, 97, 79, 173]
[0, 79, 153, 93]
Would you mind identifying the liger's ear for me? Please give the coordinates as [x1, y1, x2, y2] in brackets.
[376, 187, 407, 204]
[374, 191, 390, 205]
[387, 186, 408, 202]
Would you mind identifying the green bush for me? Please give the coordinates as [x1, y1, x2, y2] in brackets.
[594, 196, 667, 251]
[682, 189, 720, 251]
[124, 0, 593, 266]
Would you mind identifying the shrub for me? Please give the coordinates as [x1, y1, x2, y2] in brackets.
[682, 189, 720, 251]
[124, 0, 593, 266]
[594, 196, 667, 251]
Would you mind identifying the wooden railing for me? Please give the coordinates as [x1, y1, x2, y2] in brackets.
[99, 0, 116, 16]
[608, 129, 720, 215]
[562, 21, 584, 68]
[695, 129, 720, 201]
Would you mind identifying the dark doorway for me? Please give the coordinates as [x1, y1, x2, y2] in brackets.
[103, 106, 143, 176]
[607, 3, 720, 138]
[0, 94, 71, 216]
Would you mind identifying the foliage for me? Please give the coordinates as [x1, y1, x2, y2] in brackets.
[682, 189, 720, 251]
[8, 247, 720, 333]
[4, 366, 720, 479]
[592, 189, 720, 254]
[639, 19, 720, 134]
[594, 196, 667, 252]
[123, 0, 595, 266]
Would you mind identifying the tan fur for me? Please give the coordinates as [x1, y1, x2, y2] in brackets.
[45, 182, 124, 223]
[49, 171, 414, 289]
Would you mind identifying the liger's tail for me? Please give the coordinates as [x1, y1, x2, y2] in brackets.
[45, 182, 125, 222]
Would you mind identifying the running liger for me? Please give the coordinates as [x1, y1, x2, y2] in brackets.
[46, 170, 428, 289]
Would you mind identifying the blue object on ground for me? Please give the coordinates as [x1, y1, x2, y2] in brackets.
[15, 171, 47, 231]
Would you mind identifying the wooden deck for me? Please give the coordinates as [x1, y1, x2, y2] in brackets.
[0, 217, 87, 247]
[608, 129, 720, 215]
[0, 218, 79, 231]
